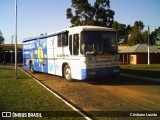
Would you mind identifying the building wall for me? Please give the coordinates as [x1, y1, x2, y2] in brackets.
[137, 53, 147, 64]
[150, 53, 160, 63]
[120, 54, 129, 64]
[136, 53, 160, 64]
[120, 53, 160, 64]
[0, 51, 22, 63]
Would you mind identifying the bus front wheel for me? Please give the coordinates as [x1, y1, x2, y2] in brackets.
[64, 65, 72, 81]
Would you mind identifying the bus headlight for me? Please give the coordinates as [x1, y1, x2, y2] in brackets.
[113, 70, 120, 73]
[88, 72, 96, 75]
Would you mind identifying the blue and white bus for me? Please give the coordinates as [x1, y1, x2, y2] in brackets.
[23, 26, 120, 81]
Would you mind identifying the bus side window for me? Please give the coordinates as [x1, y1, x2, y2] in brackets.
[73, 34, 79, 55]
[58, 34, 61, 47]
[69, 35, 72, 55]
[62, 33, 68, 46]
[58, 32, 68, 47]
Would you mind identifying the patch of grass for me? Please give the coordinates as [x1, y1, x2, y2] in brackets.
[120, 64, 160, 79]
[0, 65, 84, 120]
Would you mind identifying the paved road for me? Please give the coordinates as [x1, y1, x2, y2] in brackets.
[24, 69, 160, 119]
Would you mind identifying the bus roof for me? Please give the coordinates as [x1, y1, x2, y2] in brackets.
[67, 26, 115, 32]
[23, 30, 68, 42]
[23, 26, 115, 42]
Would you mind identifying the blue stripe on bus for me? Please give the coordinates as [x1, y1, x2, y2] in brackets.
[81, 66, 120, 79]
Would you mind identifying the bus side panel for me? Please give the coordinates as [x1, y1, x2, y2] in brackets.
[53, 35, 63, 76]
[53, 58, 82, 79]
[54, 59, 63, 76]
[32, 38, 48, 73]
[33, 59, 48, 73]
[23, 58, 30, 70]
[23, 50, 30, 70]
[48, 60, 55, 74]
[70, 59, 82, 80]
[47, 36, 56, 74]
[23, 40, 35, 70]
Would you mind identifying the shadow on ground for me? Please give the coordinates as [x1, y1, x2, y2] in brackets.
[120, 68, 160, 79]
[81, 76, 160, 86]
[21, 68, 160, 86]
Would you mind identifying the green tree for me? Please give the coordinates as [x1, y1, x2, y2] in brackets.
[142, 30, 148, 44]
[112, 21, 131, 44]
[66, 0, 93, 27]
[94, 0, 115, 27]
[0, 30, 5, 44]
[127, 21, 144, 45]
[66, 0, 115, 27]
[150, 26, 160, 45]
[128, 29, 142, 45]
[134, 21, 144, 32]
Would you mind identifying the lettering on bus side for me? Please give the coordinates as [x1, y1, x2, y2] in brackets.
[57, 54, 69, 57]
[23, 42, 35, 50]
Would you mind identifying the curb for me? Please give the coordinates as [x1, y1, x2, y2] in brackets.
[120, 73, 160, 82]
[19, 67, 92, 120]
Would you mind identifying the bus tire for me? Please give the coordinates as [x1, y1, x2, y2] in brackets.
[64, 65, 72, 81]
[30, 61, 35, 73]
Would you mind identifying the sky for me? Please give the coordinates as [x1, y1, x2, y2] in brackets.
[0, 0, 160, 44]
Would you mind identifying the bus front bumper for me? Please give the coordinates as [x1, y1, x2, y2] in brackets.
[81, 66, 120, 80]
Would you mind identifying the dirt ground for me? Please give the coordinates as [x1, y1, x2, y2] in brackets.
[23, 68, 160, 119]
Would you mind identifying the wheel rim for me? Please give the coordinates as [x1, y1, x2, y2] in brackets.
[30, 63, 34, 72]
[31, 66, 34, 71]
[65, 67, 71, 80]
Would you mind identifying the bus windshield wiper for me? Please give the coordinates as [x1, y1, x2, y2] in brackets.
[86, 51, 96, 55]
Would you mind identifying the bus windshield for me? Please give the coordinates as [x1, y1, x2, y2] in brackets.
[81, 31, 118, 55]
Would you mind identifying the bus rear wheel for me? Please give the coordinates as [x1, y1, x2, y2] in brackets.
[30, 61, 35, 73]
[64, 65, 72, 81]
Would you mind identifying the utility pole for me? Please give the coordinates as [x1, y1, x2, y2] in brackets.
[11, 35, 14, 64]
[15, 0, 18, 79]
[148, 25, 150, 65]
